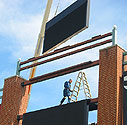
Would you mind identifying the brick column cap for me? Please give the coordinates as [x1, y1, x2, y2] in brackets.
[4, 75, 27, 81]
[99, 44, 125, 52]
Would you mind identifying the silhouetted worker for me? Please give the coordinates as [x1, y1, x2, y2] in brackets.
[60, 79, 73, 105]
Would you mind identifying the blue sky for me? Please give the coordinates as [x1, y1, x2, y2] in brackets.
[0, 0, 127, 123]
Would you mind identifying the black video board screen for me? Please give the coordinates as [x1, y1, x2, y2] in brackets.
[22, 100, 88, 125]
[43, 0, 90, 53]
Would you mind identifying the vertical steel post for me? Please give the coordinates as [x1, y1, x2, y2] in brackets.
[16, 58, 21, 76]
[112, 25, 117, 46]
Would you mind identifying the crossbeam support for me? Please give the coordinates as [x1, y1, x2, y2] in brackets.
[20, 39, 111, 71]
[21, 60, 99, 86]
[20, 32, 112, 65]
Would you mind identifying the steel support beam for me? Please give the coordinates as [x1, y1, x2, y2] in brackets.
[88, 98, 98, 111]
[89, 98, 98, 103]
[21, 60, 99, 86]
[20, 32, 112, 65]
[20, 39, 111, 71]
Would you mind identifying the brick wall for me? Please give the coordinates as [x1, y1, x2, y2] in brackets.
[97, 45, 125, 124]
[0, 76, 29, 125]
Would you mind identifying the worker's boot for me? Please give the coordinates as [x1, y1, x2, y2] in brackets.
[60, 97, 66, 105]
[68, 96, 71, 103]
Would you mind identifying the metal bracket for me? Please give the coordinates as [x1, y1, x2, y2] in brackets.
[16, 58, 21, 76]
[17, 115, 23, 122]
[21, 82, 25, 87]
[112, 25, 117, 46]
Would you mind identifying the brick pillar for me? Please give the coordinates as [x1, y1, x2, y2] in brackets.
[97, 45, 125, 124]
[0, 76, 29, 125]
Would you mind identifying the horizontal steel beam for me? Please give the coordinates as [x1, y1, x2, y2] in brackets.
[20, 39, 111, 71]
[20, 32, 112, 65]
[89, 98, 98, 103]
[88, 98, 98, 111]
[21, 60, 99, 86]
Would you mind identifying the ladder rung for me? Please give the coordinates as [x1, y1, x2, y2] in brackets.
[83, 80, 87, 82]
[123, 51, 127, 56]
[72, 94, 77, 98]
[85, 92, 92, 96]
[76, 81, 81, 84]
[84, 84, 89, 87]
[75, 85, 79, 88]
[78, 77, 82, 79]
[73, 90, 78, 93]
[84, 86, 90, 89]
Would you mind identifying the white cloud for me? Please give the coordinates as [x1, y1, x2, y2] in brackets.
[0, 0, 46, 59]
[0, 15, 42, 59]
[0, 1, 4, 10]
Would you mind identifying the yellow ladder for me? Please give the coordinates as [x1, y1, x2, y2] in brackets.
[70, 72, 92, 102]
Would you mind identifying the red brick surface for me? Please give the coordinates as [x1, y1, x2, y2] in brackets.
[98, 45, 125, 125]
[0, 76, 29, 125]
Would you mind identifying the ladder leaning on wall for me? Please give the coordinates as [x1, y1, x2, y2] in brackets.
[70, 72, 92, 102]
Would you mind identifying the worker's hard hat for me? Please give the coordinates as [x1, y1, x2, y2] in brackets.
[69, 79, 72, 83]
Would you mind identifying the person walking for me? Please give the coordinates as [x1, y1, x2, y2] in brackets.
[60, 79, 73, 105]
